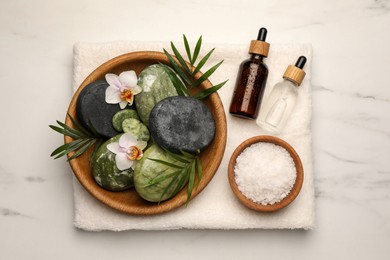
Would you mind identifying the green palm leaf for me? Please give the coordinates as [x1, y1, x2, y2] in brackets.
[195, 156, 202, 190]
[192, 60, 224, 88]
[193, 80, 228, 100]
[170, 41, 192, 75]
[163, 49, 192, 86]
[192, 36, 202, 65]
[148, 158, 184, 169]
[160, 63, 189, 96]
[67, 139, 96, 161]
[186, 160, 196, 206]
[183, 34, 192, 63]
[193, 48, 215, 76]
[50, 114, 102, 161]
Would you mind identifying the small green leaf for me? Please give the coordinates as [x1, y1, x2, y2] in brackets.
[56, 120, 86, 138]
[171, 41, 192, 75]
[51, 138, 87, 157]
[192, 36, 202, 65]
[49, 125, 81, 140]
[193, 60, 224, 88]
[186, 161, 196, 206]
[193, 80, 228, 100]
[147, 158, 184, 169]
[163, 49, 192, 86]
[162, 149, 191, 164]
[54, 139, 91, 159]
[183, 34, 192, 64]
[192, 48, 215, 76]
[195, 156, 202, 190]
[172, 166, 190, 197]
[160, 63, 185, 96]
[159, 173, 181, 202]
[50, 114, 103, 161]
[67, 113, 93, 137]
[161, 63, 189, 96]
[180, 150, 196, 159]
[89, 140, 103, 163]
[67, 139, 96, 161]
[146, 170, 181, 187]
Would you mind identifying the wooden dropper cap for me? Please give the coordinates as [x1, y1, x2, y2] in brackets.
[283, 56, 307, 86]
[249, 27, 270, 57]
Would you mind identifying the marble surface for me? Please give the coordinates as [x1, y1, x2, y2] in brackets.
[0, 0, 389, 259]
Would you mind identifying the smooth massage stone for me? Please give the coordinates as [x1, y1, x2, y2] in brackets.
[149, 96, 216, 154]
[92, 134, 134, 191]
[122, 118, 150, 142]
[112, 109, 139, 132]
[134, 144, 186, 202]
[76, 80, 124, 138]
[135, 64, 177, 125]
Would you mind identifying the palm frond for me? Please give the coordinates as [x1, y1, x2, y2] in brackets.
[50, 114, 103, 161]
[164, 35, 227, 99]
[147, 150, 202, 205]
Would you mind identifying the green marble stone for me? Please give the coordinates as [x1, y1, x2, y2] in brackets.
[92, 135, 134, 191]
[135, 64, 178, 125]
[134, 144, 186, 202]
[122, 118, 150, 142]
[112, 109, 139, 132]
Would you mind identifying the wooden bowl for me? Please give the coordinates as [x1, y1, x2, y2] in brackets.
[228, 135, 303, 212]
[65, 51, 227, 215]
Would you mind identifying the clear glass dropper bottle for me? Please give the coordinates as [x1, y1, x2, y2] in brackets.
[229, 27, 270, 119]
[256, 56, 307, 134]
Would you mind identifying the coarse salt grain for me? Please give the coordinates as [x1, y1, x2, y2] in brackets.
[234, 142, 296, 205]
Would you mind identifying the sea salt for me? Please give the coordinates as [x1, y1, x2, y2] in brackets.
[234, 142, 297, 205]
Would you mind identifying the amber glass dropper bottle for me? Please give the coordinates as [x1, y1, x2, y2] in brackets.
[229, 27, 270, 119]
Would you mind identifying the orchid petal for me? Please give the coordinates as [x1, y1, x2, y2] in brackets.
[107, 142, 122, 154]
[119, 71, 138, 87]
[128, 85, 142, 95]
[119, 100, 128, 109]
[105, 86, 121, 104]
[136, 141, 148, 150]
[115, 153, 133, 171]
[105, 73, 121, 87]
[125, 95, 134, 106]
[119, 133, 138, 148]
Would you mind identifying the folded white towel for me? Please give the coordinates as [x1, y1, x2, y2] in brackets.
[72, 41, 315, 231]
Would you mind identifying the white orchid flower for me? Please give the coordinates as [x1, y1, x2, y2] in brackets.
[107, 133, 147, 171]
[105, 71, 142, 109]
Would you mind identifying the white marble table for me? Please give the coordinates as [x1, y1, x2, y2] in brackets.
[0, 0, 389, 259]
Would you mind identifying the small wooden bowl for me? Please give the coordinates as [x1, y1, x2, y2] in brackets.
[65, 51, 227, 215]
[228, 135, 303, 212]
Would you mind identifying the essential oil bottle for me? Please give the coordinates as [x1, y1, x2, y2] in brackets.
[256, 56, 307, 134]
[229, 27, 270, 119]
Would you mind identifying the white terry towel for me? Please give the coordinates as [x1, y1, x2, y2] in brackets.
[72, 41, 315, 231]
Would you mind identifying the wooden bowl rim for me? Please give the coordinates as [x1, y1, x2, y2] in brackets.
[65, 51, 227, 215]
[228, 135, 304, 212]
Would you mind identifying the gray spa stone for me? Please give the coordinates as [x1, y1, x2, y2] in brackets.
[76, 80, 122, 138]
[149, 96, 216, 154]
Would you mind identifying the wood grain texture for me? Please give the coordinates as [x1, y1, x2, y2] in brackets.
[228, 135, 304, 212]
[65, 51, 227, 215]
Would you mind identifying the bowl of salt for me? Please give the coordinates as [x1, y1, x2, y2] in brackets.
[228, 135, 303, 212]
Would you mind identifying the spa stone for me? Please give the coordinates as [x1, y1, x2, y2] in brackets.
[149, 96, 216, 154]
[112, 109, 139, 132]
[122, 118, 150, 142]
[92, 134, 134, 191]
[76, 80, 126, 138]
